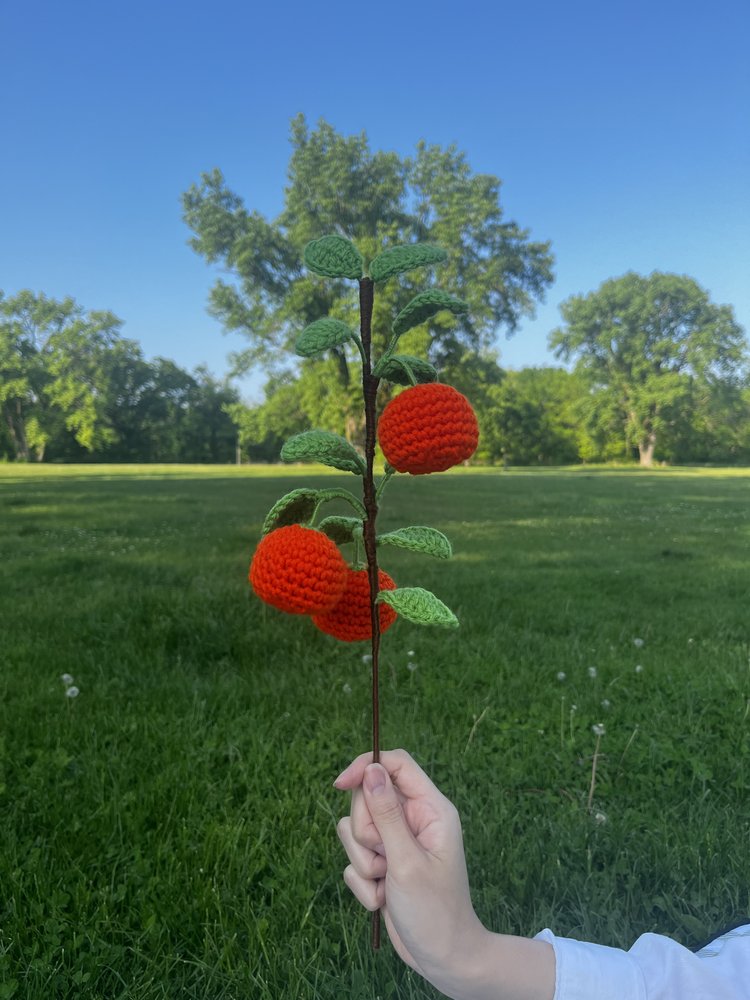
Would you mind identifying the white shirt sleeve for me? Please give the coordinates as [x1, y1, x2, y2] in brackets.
[535, 924, 750, 1000]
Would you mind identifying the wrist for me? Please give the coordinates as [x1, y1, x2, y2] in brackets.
[438, 928, 556, 1000]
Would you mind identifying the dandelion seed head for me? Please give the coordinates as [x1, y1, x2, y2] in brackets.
[342, 683, 352, 695]
[635, 664, 644, 674]
[362, 654, 372, 664]
[587, 666, 598, 679]
[601, 699, 611, 710]
[557, 671, 566, 682]
[594, 812, 608, 825]
[61, 673, 74, 685]
[407, 662, 418, 672]
[633, 637, 644, 648]
[592, 723, 606, 736]
[407, 650, 415, 658]
[65, 686, 80, 699]
[570, 704, 578, 713]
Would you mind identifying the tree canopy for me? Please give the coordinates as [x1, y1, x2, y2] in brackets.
[0, 290, 239, 463]
[182, 115, 555, 439]
[550, 273, 748, 465]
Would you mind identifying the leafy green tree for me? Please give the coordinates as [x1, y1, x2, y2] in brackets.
[182, 116, 554, 441]
[0, 290, 123, 460]
[480, 367, 583, 465]
[550, 273, 748, 465]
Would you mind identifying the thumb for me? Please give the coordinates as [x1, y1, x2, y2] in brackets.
[362, 763, 419, 863]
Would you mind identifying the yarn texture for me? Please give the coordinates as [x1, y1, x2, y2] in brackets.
[392, 290, 468, 338]
[304, 236, 363, 280]
[369, 244, 447, 283]
[249, 524, 348, 615]
[377, 586, 459, 628]
[377, 383, 479, 474]
[313, 568, 397, 642]
[296, 318, 354, 357]
[281, 430, 366, 476]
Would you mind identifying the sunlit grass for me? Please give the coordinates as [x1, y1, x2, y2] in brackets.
[1, 465, 749, 998]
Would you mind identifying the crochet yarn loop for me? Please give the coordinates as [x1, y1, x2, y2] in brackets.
[373, 354, 438, 386]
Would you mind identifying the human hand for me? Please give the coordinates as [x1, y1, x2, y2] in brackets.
[334, 749, 487, 995]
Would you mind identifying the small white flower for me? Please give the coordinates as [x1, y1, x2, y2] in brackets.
[66, 686, 80, 699]
[407, 661, 418, 672]
[594, 812, 607, 825]
[342, 683, 352, 695]
[601, 699, 611, 710]
[633, 637, 644, 648]
[362, 654, 372, 664]
[557, 671, 566, 682]
[635, 664, 644, 674]
[407, 650, 415, 658]
[61, 673, 74, 685]
[592, 723, 606, 737]
[570, 704, 578, 713]
[587, 666, 597, 679]
[687, 638, 694, 645]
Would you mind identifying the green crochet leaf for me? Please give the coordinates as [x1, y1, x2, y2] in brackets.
[261, 488, 321, 535]
[377, 587, 459, 628]
[318, 515, 364, 545]
[296, 318, 355, 357]
[281, 430, 366, 476]
[304, 236, 363, 280]
[374, 354, 438, 386]
[262, 487, 366, 535]
[377, 526, 452, 560]
[369, 244, 447, 283]
[393, 290, 469, 338]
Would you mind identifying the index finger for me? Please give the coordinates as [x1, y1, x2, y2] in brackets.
[333, 748, 438, 800]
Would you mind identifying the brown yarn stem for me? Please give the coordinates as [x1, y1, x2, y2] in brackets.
[359, 276, 382, 950]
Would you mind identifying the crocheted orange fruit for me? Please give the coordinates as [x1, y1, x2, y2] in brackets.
[312, 568, 397, 642]
[249, 524, 348, 615]
[377, 383, 479, 475]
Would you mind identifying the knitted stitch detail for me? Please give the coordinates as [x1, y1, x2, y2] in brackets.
[296, 318, 354, 357]
[369, 244, 447, 283]
[376, 586, 459, 628]
[375, 354, 438, 386]
[249, 524, 348, 615]
[262, 488, 320, 536]
[378, 525, 452, 560]
[317, 515, 364, 545]
[312, 568, 397, 642]
[393, 290, 468, 338]
[281, 430, 366, 476]
[304, 236, 363, 280]
[377, 383, 479, 475]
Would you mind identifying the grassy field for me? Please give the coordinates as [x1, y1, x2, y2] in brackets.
[0, 464, 748, 999]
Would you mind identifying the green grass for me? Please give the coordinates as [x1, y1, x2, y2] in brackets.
[1, 464, 749, 998]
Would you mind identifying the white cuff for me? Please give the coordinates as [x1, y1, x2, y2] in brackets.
[534, 929, 647, 1000]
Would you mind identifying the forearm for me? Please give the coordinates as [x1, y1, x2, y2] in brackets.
[432, 929, 555, 1000]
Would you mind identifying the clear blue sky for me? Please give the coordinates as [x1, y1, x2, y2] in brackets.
[2, 0, 748, 403]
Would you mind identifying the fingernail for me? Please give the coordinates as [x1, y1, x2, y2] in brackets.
[364, 764, 386, 794]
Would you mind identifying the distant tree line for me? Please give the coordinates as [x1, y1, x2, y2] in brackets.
[4, 117, 748, 466]
[0, 290, 238, 463]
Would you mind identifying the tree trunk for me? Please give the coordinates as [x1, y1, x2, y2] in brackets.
[3, 401, 30, 461]
[638, 433, 656, 466]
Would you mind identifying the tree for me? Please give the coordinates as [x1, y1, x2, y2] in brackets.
[0, 290, 123, 460]
[549, 273, 748, 465]
[182, 116, 554, 441]
[481, 367, 584, 465]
